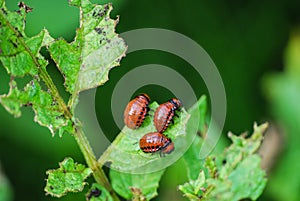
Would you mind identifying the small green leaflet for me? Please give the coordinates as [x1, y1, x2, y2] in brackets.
[0, 79, 69, 135]
[179, 123, 268, 201]
[45, 157, 92, 197]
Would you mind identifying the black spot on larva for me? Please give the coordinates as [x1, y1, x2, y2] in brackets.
[102, 31, 106, 36]
[107, 39, 111, 43]
[222, 159, 227, 165]
[49, 185, 54, 190]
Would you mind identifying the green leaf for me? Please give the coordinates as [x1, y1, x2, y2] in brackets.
[179, 123, 268, 201]
[48, 0, 127, 95]
[183, 96, 207, 180]
[99, 99, 196, 173]
[0, 2, 52, 76]
[110, 169, 164, 201]
[101, 97, 204, 200]
[45, 157, 92, 198]
[0, 79, 69, 135]
[262, 32, 300, 201]
[86, 183, 113, 201]
[228, 155, 267, 201]
[178, 171, 206, 200]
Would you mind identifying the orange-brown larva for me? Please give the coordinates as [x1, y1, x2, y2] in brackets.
[154, 98, 182, 133]
[139, 132, 174, 154]
[124, 94, 150, 129]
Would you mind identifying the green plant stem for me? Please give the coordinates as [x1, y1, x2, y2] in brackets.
[74, 127, 120, 201]
[3, 12, 120, 200]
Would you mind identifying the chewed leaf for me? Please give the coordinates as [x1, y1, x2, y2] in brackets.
[179, 123, 268, 201]
[48, 0, 127, 95]
[0, 79, 69, 135]
[110, 169, 164, 201]
[228, 155, 267, 201]
[45, 157, 92, 198]
[178, 171, 206, 201]
[99, 99, 198, 173]
[0, 2, 52, 76]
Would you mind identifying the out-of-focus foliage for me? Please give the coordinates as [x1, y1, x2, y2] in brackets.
[0, 165, 12, 201]
[263, 31, 300, 201]
[179, 123, 268, 201]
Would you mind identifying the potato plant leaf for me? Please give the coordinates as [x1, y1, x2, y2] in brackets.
[0, 0, 126, 136]
[45, 157, 92, 198]
[99, 99, 195, 173]
[179, 123, 268, 201]
[48, 0, 127, 96]
[0, 79, 69, 135]
[104, 97, 205, 200]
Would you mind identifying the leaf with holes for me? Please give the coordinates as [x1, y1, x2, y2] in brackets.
[179, 123, 268, 201]
[45, 157, 92, 198]
[48, 0, 127, 97]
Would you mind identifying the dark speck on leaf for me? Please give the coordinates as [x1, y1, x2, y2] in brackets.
[49, 185, 54, 190]
[94, 27, 103, 34]
[92, 9, 105, 18]
[222, 159, 227, 165]
[18, 2, 33, 13]
[87, 188, 102, 200]
[1, 8, 8, 15]
[104, 4, 109, 11]
[102, 31, 106, 36]
[104, 161, 112, 168]
[24, 102, 33, 107]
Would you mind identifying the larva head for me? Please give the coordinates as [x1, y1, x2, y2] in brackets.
[169, 98, 182, 109]
[162, 141, 175, 154]
[136, 93, 150, 103]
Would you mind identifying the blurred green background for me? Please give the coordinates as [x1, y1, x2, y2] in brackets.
[1, 0, 300, 200]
